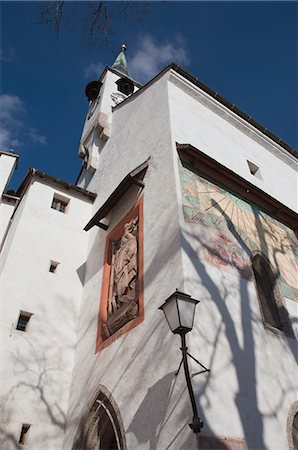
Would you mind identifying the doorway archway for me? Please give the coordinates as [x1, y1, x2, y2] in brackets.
[73, 385, 126, 450]
[287, 402, 298, 450]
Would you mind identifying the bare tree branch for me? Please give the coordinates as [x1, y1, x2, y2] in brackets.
[39, 1, 65, 35]
[38, 1, 151, 46]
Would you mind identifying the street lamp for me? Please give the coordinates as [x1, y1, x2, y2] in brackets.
[159, 290, 209, 434]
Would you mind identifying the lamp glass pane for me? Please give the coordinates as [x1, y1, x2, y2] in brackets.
[177, 298, 196, 330]
[163, 298, 180, 332]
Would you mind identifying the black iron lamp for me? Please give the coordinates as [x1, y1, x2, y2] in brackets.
[159, 290, 209, 434]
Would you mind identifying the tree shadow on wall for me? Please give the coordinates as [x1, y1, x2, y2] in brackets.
[127, 371, 177, 449]
[181, 216, 264, 448]
[0, 294, 79, 450]
[180, 196, 297, 449]
[0, 340, 67, 449]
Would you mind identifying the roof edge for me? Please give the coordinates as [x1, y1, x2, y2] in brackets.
[113, 62, 296, 159]
[107, 66, 142, 87]
[95, 65, 142, 88]
[0, 150, 19, 159]
[84, 157, 150, 231]
[1, 193, 19, 202]
[170, 63, 296, 158]
[16, 168, 97, 200]
[177, 143, 297, 230]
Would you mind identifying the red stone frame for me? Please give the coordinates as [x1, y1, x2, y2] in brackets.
[96, 197, 144, 353]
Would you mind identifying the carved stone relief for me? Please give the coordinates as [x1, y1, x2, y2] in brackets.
[111, 92, 127, 106]
[102, 217, 139, 338]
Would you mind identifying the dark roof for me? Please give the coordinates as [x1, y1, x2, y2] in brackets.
[170, 64, 297, 158]
[84, 158, 149, 231]
[0, 150, 19, 158]
[96, 66, 142, 88]
[1, 193, 19, 203]
[114, 62, 297, 159]
[16, 168, 96, 200]
[177, 143, 297, 232]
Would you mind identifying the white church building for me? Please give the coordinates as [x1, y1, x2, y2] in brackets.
[1, 46, 297, 450]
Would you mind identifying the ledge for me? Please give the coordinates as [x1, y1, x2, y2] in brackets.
[16, 168, 97, 201]
[84, 158, 149, 231]
[177, 143, 297, 232]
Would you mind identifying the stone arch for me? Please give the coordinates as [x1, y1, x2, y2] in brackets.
[73, 385, 127, 450]
[287, 401, 298, 450]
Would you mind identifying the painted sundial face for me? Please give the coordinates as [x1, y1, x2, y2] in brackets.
[180, 161, 298, 298]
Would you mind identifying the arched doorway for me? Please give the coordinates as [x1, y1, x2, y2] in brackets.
[287, 402, 298, 450]
[73, 386, 126, 450]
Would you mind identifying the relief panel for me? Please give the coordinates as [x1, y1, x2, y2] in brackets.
[96, 197, 144, 352]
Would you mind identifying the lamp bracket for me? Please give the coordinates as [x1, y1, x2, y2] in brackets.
[189, 418, 204, 433]
[175, 351, 210, 378]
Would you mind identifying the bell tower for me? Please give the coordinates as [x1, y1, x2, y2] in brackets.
[77, 45, 140, 188]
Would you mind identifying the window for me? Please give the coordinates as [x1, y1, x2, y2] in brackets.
[252, 254, 294, 337]
[49, 260, 59, 273]
[16, 311, 32, 332]
[51, 194, 69, 213]
[247, 160, 262, 180]
[252, 254, 282, 330]
[18, 424, 31, 445]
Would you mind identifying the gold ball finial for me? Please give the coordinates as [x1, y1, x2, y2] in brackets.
[121, 44, 127, 52]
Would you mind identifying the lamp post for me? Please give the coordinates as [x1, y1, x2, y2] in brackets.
[159, 290, 209, 434]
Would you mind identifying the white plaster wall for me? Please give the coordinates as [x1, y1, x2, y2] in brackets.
[76, 167, 94, 190]
[171, 134, 298, 450]
[63, 72, 199, 450]
[0, 153, 18, 197]
[168, 72, 298, 212]
[0, 179, 94, 450]
[284, 297, 298, 340]
[0, 199, 16, 245]
[180, 224, 297, 450]
[63, 67, 297, 450]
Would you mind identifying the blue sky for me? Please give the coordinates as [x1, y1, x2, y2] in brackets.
[1, 1, 297, 190]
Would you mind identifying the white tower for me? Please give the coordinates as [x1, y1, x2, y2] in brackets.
[77, 45, 141, 189]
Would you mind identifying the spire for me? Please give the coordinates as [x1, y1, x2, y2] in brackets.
[111, 44, 129, 77]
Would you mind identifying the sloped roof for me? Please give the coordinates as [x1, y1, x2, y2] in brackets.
[170, 63, 296, 158]
[16, 168, 96, 200]
[114, 62, 297, 159]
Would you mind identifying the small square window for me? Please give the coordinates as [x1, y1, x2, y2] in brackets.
[18, 424, 31, 445]
[51, 194, 69, 213]
[49, 260, 59, 273]
[16, 311, 32, 332]
[247, 160, 262, 180]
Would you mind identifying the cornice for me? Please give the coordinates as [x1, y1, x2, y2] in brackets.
[169, 70, 298, 169]
[16, 168, 96, 201]
[177, 143, 297, 231]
